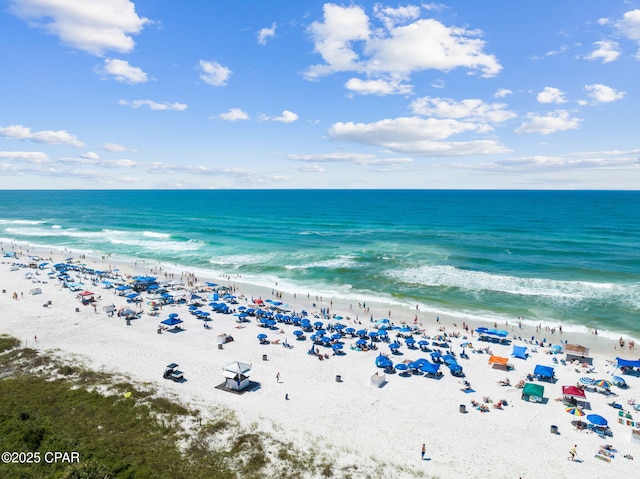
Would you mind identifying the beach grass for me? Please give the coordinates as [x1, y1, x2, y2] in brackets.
[0, 337, 433, 479]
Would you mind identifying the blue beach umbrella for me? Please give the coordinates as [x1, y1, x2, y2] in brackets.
[375, 354, 393, 368]
[257, 333, 268, 340]
[586, 414, 608, 426]
[332, 343, 344, 351]
[293, 330, 304, 337]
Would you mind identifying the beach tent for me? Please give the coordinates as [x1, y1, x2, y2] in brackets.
[615, 357, 640, 369]
[562, 386, 587, 399]
[565, 343, 593, 365]
[222, 361, 253, 391]
[521, 383, 544, 402]
[488, 355, 511, 370]
[533, 365, 555, 382]
[511, 345, 528, 360]
[161, 317, 183, 327]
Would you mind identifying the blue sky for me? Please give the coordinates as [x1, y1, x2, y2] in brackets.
[1, 1, 639, 189]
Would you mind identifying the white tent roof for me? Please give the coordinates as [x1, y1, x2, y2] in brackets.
[223, 361, 253, 377]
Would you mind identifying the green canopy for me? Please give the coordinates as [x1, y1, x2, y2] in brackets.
[522, 382, 544, 401]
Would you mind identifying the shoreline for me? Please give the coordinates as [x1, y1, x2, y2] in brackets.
[5, 238, 638, 356]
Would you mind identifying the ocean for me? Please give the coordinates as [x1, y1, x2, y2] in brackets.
[1, 190, 638, 339]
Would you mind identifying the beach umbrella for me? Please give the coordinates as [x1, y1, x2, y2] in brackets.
[345, 327, 356, 335]
[418, 340, 430, 347]
[389, 342, 401, 350]
[612, 376, 627, 387]
[293, 330, 304, 337]
[565, 407, 585, 417]
[579, 377, 594, 386]
[355, 338, 367, 346]
[375, 354, 393, 368]
[257, 333, 268, 340]
[586, 414, 608, 426]
[356, 329, 368, 337]
[594, 379, 612, 390]
[332, 343, 344, 351]
[395, 363, 409, 374]
[399, 326, 413, 335]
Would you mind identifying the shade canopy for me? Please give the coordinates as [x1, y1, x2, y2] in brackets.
[488, 355, 509, 365]
[511, 345, 528, 359]
[522, 382, 544, 398]
[562, 385, 586, 399]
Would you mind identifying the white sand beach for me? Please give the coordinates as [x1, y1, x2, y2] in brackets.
[1, 246, 639, 479]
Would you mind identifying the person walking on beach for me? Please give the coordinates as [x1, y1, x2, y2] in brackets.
[421, 443, 426, 460]
[276, 372, 280, 383]
[568, 444, 577, 461]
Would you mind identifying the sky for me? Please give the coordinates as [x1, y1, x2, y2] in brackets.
[1, 1, 640, 190]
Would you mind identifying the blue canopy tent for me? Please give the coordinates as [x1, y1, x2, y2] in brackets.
[615, 357, 640, 369]
[511, 345, 528, 360]
[420, 361, 441, 377]
[533, 364, 555, 382]
[161, 317, 183, 327]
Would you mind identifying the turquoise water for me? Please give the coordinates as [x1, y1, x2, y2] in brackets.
[1, 190, 639, 338]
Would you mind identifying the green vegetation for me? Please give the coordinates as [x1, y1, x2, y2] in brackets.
[0, 337, 430, 478]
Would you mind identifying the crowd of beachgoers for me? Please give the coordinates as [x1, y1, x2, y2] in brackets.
[1, 246, 639, 478]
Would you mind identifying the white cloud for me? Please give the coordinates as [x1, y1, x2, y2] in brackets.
[0, 151, 50, 163]
[219, 108, 249, 121]
[305, 4, 501, 90]
[257, 22, 276, 45]
[494, 88, 512, 98]
[373, 4, 420, 30]
[306, 4, 370, 79]
[515, 110, 581, 135]
[99, 58, 148, 83]
[288, 152, 412, 166]
[536, 87, 567, 104]
[585, 40, 621, 63]
[583, 84, 625, 103]
[102, 142, 132, 152]
[328, 116, 510, 156]
[261, 110, 299, 123]
[199, 60, 232, 86]
[469, 150, 640, 174]
[119, 99, 187, 111]
[345, 77, 412, 95]
[616, 9, 640, 41]
[0, 124, 84, 147]
[291, 163, 325, 173]
[9, 0, 149, 56]
[80, 151, 100, 160]
[410, 97, 516, 123]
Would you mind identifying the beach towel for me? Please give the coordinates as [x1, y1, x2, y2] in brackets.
[595, 454, 611, 463]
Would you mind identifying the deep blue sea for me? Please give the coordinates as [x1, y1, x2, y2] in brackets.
[1, 190, 638, 339]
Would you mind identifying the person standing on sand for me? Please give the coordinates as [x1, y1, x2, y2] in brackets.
[421, 443, 426, 460]
[568, 444, 577, 461]
[276, 372, 280, 383]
